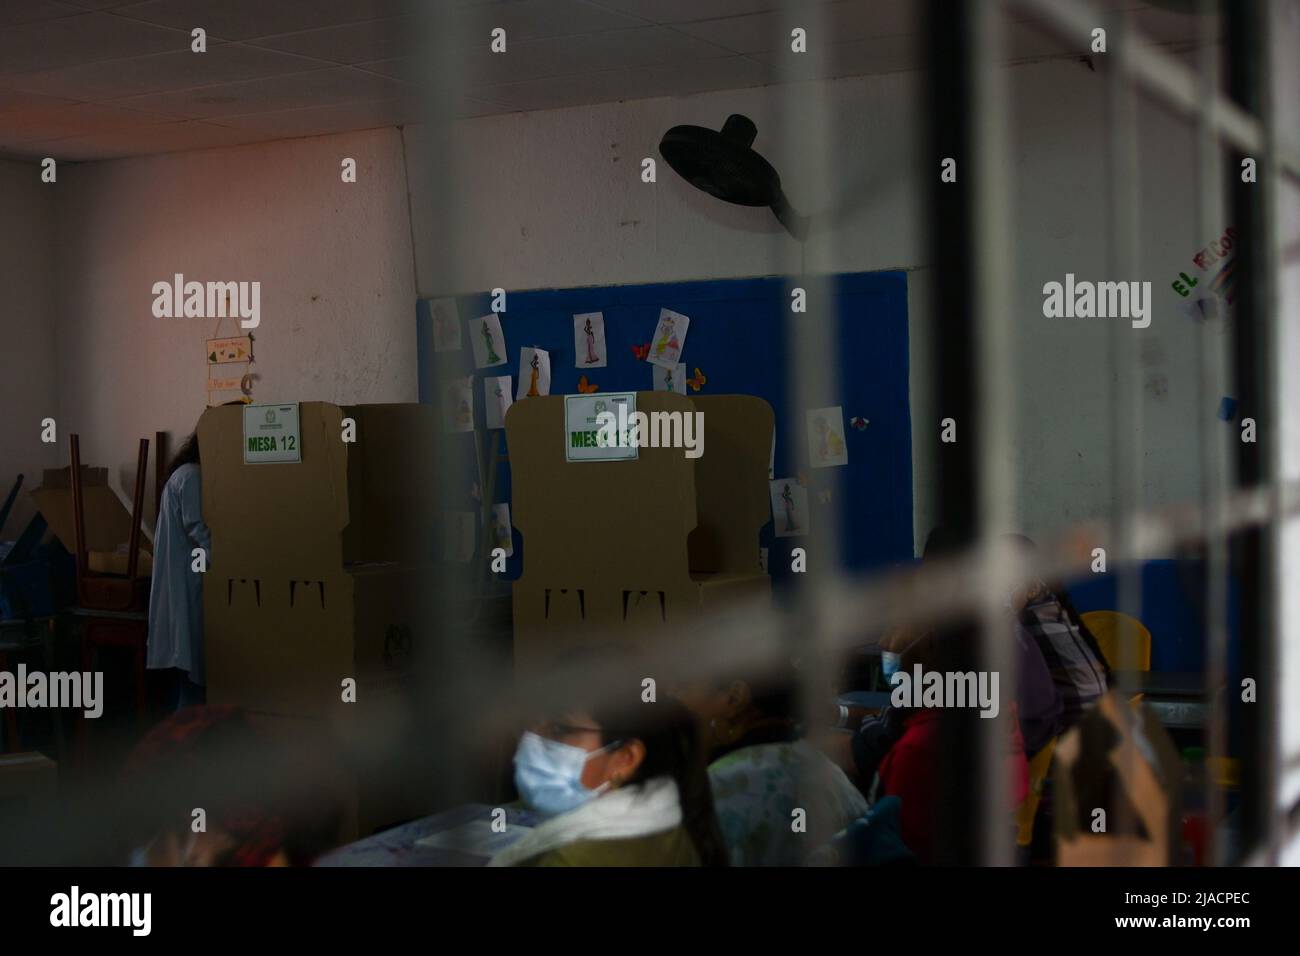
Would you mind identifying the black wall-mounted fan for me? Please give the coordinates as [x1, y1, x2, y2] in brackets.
[658, 114, 808, 240]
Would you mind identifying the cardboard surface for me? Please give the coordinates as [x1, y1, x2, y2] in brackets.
[30, 466, 151, 555]
[506, 392, 771, 670]
[1054, 691, 1183, 866]
[198, 402, 438, 719]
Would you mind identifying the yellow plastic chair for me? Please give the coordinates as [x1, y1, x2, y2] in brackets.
[1016, 737, 1057, 848]
[1081, 610, 1151, 672]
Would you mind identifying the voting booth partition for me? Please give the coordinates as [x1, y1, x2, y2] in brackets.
[198, 401, 440, 717]
[506, 392, 773, 673]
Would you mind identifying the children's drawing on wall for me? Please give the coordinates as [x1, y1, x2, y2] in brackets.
[653, 362, 687, 395]
[517, 347, 552, 399]
[444, 376, 475, 433]
[647, 308, 689, 369]
[431, 297, 462, 352]
[806, 406, 848, 468]
[441, 512, 477, 563]
[769, 479, 809, 538]
[491, 503, 514, 557]
[469, 313, 507, 369]
[484, 375, 513, 429]
[573, 312, 607, 368]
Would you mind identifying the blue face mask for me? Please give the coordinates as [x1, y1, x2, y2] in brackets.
[881, 651, 902, 680]
[513, 731, 621, 818]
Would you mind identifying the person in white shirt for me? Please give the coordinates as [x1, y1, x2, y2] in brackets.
[147, 429, 211, 710]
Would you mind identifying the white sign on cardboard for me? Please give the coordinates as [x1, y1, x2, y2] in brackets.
[242, 403, 302, 464]
[565, 391, 639, 462]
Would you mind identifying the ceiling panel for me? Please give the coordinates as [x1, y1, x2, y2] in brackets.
[110, 66, 409, 119]
[0, 0, 85, 25]
[112, 0, 418, 42]
[3, 43, 333, 101]
[0, 0, 1218, 162]
[0, 11, 189, 75]
[242, 16, 419, 64]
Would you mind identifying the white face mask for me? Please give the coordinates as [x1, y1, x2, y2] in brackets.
[513, 731, 621, 818]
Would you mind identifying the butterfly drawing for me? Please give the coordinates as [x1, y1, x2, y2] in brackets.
[577, 375, 599, 394]
[686, 367, 707, 392]
[631, 342, 651, 361]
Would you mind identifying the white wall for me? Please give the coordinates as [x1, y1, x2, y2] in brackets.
[34, 56, 1225, 554]
[51, 127, 418, 506]
[0, 159, 57, 538]
[408, 57, 1229, 552]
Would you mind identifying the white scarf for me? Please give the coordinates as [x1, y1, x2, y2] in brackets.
[489, 775, 682, 867]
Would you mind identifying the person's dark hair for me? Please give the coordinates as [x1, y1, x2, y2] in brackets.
[165, 403, 243, 483]
[164, 431, 200, 482]
[551, 645, 729, 867]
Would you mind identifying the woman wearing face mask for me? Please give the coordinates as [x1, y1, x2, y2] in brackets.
[490, 650, 727, 867]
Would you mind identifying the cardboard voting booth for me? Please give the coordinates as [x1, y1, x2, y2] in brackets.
[506, 392, 773, 671]
[198, 402, 438, 719]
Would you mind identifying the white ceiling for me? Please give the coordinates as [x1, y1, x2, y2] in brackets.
[0, 0, 1216, 162]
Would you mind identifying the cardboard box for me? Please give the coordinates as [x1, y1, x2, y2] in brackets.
[197, 402, 438, 719]
[30, 465, 153, 560]
[506, 392, 773, 671]
[0, 752, 57, 818]
[1054, 690, 1183, 866]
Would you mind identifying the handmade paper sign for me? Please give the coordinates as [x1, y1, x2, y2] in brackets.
[443, 376, 474, 433]
[565, 392, 638, 462]
[484, 375, 513, 429]
[769, 478, 809, 538]
[431, 297, 462, 352]
[647, 308, 689, 369]
[243, 403, 301, 464]
[652, 363, 687, 395]
[573, 312, 607, 368]
[469, 314, 507, 369]
[517, 347, 551, 399]
[491, 503, 514, 557]
[207, 336, 252, 364]
[807, 406, 849, 468]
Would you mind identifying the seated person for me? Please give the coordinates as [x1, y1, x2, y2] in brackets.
[121, 706, 348, 867]
[872, 626, 1029, 864]
[491, 647, 726, 867]
[1004, 534, 1110, 731]
[677, 662, 867, 866]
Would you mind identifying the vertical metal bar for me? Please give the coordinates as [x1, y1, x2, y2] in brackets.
[922, 0, 981, 865]
[772, 0, 838, 864]
[1102, 6, 1144, 862]
[1224, 0, 1278, 863]
[970, 0, 1017, 869]
[1191, 0, 1230, 866]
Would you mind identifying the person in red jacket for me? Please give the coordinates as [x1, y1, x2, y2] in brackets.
[874, 628, 1029, 864]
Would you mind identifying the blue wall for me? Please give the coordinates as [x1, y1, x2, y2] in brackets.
[417, 271, 914, 580]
